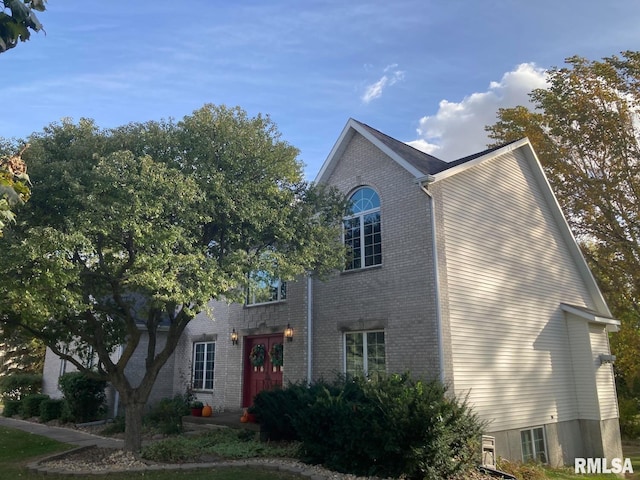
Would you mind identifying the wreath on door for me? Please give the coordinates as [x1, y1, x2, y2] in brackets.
[269, 343, 284, 367]
[249, 344, 266, 367]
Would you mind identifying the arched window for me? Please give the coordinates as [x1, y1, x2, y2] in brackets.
[343, 187, 381, 270]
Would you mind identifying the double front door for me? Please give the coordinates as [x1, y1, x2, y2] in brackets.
[242, 333, 284, 407]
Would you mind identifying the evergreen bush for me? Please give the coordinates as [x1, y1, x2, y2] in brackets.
[2, 399, 21, 417]
[20, 393, 49, 418]
[39, 398, 64, 422]
[287, 373, 484, 480]
[58, 372, 106, 423]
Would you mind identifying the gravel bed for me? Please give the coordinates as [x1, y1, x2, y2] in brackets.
[37, 446, 496, 479]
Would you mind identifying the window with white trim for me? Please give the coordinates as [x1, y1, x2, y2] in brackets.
[192, 342, 215, 390]
[343, 187, 381, 270]
[521, 427, 547, 463]
[246, 270, 286, 305]
[344, 330, 386, 378]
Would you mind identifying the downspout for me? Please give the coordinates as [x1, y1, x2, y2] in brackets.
[307, 272, 313, 383]
[420, 180, 445, 384]
[113, 344, 123, 418]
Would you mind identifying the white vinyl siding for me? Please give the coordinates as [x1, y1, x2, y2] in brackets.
[566, 317, 600, 419]
[590, 324, 618, 419]
[440, 149, 594, 431]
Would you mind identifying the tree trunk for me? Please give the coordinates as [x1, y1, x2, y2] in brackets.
[123, 400, 146, 452]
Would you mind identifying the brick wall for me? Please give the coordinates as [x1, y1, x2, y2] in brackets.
[312, 132, 441, 381]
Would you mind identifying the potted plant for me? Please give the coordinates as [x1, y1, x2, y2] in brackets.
[190, 400, 204, 417]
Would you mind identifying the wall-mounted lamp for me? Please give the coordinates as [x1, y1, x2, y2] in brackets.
[284, 324, 293, 342]
[231, 328, 239, 346]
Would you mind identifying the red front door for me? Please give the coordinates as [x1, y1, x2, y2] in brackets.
[242, 334, 284, 407]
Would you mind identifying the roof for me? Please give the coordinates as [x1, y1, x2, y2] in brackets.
[315, 119, 521, 184]
[352, 120, 448, 176]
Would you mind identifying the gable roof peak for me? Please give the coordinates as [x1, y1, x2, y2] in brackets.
[315, 118, 449, 184]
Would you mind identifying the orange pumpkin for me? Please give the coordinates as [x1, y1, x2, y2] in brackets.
[202, 404, 213, 417]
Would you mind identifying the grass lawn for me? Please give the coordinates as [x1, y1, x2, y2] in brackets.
[0, 426, 306, 480]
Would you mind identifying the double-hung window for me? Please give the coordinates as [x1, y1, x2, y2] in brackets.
[521, 427, 547, 463]
[343, 187, 381, 270]
[192, 342, 215, 390]
[344, 331, 386, 378]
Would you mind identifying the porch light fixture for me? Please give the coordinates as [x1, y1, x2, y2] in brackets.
[284, 324, 293, 342]
[231, 329, 239, 346]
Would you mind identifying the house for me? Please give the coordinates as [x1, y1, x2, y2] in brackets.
[42, 118, 622, 466]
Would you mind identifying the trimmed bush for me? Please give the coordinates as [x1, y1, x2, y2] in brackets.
[39, 398, 64, 422]
[259, 373, 485, 480]
[252, 380, 339, 441]
[2, 399, 22, 417]
[0, 373, 42, 401]
[20, 393, 49, 418]
[145, 394, 191, 435]
[58, 372, 106, 423]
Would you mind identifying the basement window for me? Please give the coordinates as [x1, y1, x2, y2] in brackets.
[521, 426, 547, 463]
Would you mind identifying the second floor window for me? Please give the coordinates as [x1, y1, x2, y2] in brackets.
[344, 187, 381, 270]
[246, 270, 287, 305]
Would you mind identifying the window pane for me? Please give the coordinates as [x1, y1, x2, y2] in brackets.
[521, 430, 533, 462]
[533, 428, 547, 463]
[366, 332, 386, 376]
[349, 188, 380, 214]
[247, 271, 285, 304]
[193, 344, 205, 389]
[363, 212, 381, 267]
[345, 333, 364, 377]
[205, 344, 215, 390]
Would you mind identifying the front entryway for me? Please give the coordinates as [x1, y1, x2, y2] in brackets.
[242, 333, 284, 407]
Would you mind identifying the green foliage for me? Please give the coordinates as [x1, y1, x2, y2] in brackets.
[0, 372, 41, 401]
[57, 372, 106, 423]
[0, 105, 346, 452]
[1, 399, 21, 417]
[19, 393, 48, 418]
[254, 374, 484, 480]
[140, 429, 297, 463]
[251, 380, 337, 441]
[618, 396, 640, 439]
[101, 415, 126, 435]
[0, 0, 46, 54]
[145, 394, 191, 435]
[38, 398, 63, 422]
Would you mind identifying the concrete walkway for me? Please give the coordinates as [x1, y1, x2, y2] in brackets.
[0, 416, 124, 448]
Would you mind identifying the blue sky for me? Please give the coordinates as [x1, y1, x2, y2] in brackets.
[2, 1, 640, 179]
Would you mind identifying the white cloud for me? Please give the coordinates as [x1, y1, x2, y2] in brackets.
[407, 63, 548, 160]
[362, 65, 405, 104]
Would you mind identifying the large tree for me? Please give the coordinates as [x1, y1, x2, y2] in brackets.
[0, 105, 346, 451]
[485, 52, 640, 392]
[0, 0, 46, 53]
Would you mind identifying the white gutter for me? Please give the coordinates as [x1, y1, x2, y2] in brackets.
[307, 272, 313, 382]
[420, 183, 445, 383]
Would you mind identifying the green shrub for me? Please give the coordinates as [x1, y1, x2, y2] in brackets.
[39, 398, 64, 422]
[141, 436, 200, 463]
[0, 373, 42, 401]
[618, 396, 640, 438]
[20, 393, 49, 418]
[145, 394, 190, 435]
[2, 399, 22, 417]
[291, 374, 485, 480]
[58, 372, 106, 423]
[101, 415, 126, 435]
[252, 380, 339, 441]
